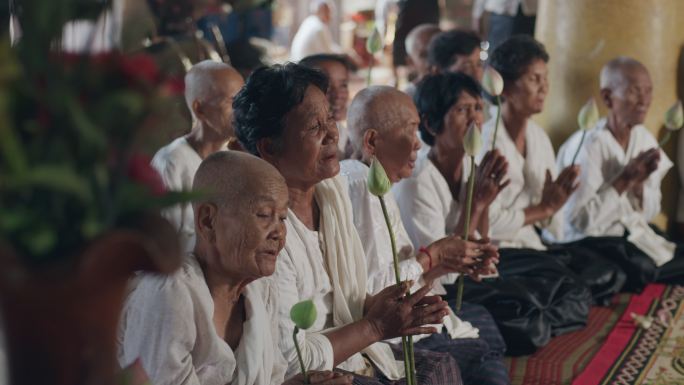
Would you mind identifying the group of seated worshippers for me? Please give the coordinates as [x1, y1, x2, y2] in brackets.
[116, 26, 684, 385]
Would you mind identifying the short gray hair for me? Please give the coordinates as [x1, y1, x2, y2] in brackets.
[599, 56, 647, 95]
[184, 61, 233, 118]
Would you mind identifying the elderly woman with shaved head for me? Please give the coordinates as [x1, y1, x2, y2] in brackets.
[118, 151, 353, 385]
[340, 85, 510, 385]
[233, 63, 462, 385]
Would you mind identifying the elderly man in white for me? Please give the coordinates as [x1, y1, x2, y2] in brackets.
[118, 151, 354, 385]
[290, 0, 342, 62]
[151, 61, 244, 253]
[562, 56, 684, 291]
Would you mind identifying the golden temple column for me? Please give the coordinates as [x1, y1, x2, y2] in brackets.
[535, 0, 684, 229]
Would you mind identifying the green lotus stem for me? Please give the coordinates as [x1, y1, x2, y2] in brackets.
[491, 95, 502, 150]
[456, 156, 477, 312]
[571, 130, 588, 165]
[378, 195, 415, 385]
[659, 130, 672, 147]
[293, 327, 309, 384]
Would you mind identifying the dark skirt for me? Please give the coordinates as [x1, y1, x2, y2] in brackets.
[349, 345, 462, 385]
[453, 248, 592, 356]
[559, 235, 684, 293]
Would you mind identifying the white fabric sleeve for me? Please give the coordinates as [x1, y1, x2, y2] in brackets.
[487, 197, 527, 240]
[152, 158, 195, 246]
[274, 251, 335, 378]
[568, 141, 625, 235]
[472, 0, 486, 19]
[393, 176, 447, 249]
[118, 278, 201, 385]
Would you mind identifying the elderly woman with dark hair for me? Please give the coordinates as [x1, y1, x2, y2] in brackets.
[233, 63, 462, 385]
[392, 71, 592, 356]
[481, 36, 626, 303]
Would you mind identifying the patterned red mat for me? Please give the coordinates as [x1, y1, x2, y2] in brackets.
[573, 284, 684, 385]
[505, 292, 632, 385]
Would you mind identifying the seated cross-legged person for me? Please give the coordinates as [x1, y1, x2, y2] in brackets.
[233, 63, 463, 385]
[340, 85, 510, 385]
[481, 36, 625, 305]
[151, 60, 244, 253]
[393, 72, 592, 356]
[118, 151, 353, 385]
[563, 56, 684, 291]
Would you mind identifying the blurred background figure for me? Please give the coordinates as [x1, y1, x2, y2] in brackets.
[290, 0, 341, 60]
[472, 0, 537, 51]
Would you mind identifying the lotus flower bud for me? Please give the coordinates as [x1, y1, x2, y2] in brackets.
[665, 100, 683, 130]
[577, 97, 599, 131]
[481, 67, 504, 96]
[290, 300, 317, 330]
[463, 121, 483, 157]
[366, 27, 383, 55]
[368, 156, 392, 196]
[630, 312, 653, 330]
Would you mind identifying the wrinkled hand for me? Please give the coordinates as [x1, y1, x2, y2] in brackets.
[283, 371, 353, 385]
[473, 150, 510, 207]
[539, 165, 579, 215]
[431, 235, 498, 277]
[621, 149, 660, 186]
[365, 283, 449, 340]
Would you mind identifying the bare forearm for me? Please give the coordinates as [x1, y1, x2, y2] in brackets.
[323, 319, 380, 366]
[523, 204, 553, 226]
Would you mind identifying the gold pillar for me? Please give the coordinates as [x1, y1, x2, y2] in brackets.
[535, 0, 684, 229]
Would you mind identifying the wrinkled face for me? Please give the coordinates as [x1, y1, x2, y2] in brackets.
[270, 85, 340, 187]
[436, 91, 484, 151]
[315, 60, 350, 122]
[201, 70, 245, 139]
[503, 59, 549, 116]
[607, 66, 653, 127]
[212, 178, 288, 280]
[373, 99, 422, 183]
[447, 49, 483, 81]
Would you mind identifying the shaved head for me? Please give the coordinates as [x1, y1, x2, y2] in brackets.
[347, 86, 418, 153]
[405, 24, 441, 58]
[184, 61, 243, 118]
[193, 151, 286, 212]
[600, 56, 649, 96]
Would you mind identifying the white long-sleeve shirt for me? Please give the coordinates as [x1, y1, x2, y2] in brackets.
[472, 0, 538, 19]
[479, 118, 564, 249]
[151, 137, 203, 253]
[290, 15, 341, 61]
[563, 118, 675, 266]
[341, 159, 479, 341]
[117, 255, 287, 385]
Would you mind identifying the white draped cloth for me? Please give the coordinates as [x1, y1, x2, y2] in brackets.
[563, 118, 675, 266]
[151, 137, 203, 253]
[117, 255, 287, 385]
[340, 159, 479, 342]
[274, 175, 404, 380]
[479, 118, 564, 248]
[290, 15, 342, 61]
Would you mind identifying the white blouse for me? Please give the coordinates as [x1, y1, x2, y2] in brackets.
[479, 118, 564, 249]
[151, 137, 203, 253]
[117, 255, 287, 385]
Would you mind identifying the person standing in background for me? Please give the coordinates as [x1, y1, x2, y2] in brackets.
[290, 0, 342, 61]
[472, 0, 537, 50]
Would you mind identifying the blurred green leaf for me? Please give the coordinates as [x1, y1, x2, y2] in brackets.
[3, 166, 92, 203]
